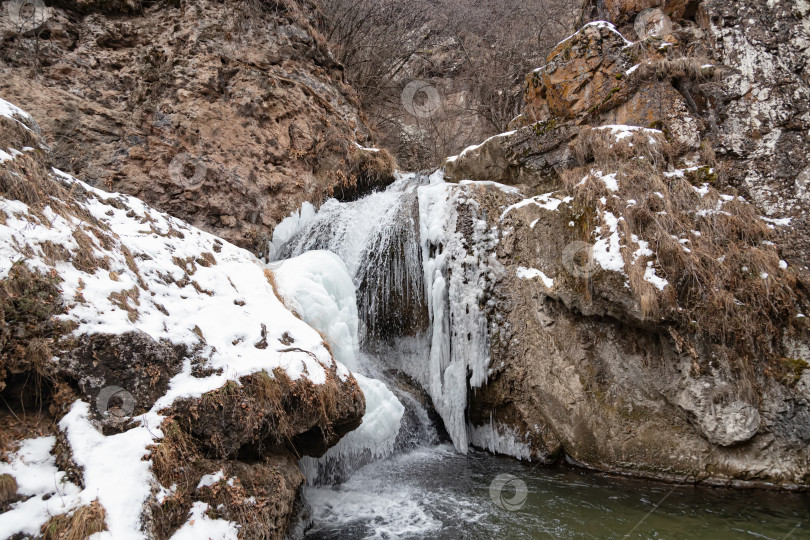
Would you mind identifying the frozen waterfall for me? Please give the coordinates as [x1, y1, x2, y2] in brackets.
[268, 170, 496, 469]
[269, 250, 405, 483]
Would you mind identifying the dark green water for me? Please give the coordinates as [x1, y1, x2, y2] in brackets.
[304, 444, 809, 539]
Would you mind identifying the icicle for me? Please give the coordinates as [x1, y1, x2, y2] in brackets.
[415, 175, 495, 453]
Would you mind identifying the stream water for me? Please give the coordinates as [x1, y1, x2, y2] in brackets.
[269, 174, 809, 540]
[303, 444, 809, 539]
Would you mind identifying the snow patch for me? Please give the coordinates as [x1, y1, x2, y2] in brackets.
[170, 502, 239, 540]
[459, 179, 521, 195]
[0, 437, 82, 538]
[354, 142, 380, 152]
[644, 262, 669, 291]
[500, 192, 571, 220]
[592, 211, 624, 273]
[196, 470, 225, 489]
[516, 266, 554, 288]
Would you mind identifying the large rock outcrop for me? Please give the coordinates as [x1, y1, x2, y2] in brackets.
[0, 0, 395, 254]
[442, 0, 810, 487]
[0, 98, 364, 538]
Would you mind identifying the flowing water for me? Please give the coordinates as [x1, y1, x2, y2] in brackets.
[269, 175, 810, 540]
[303, 444, 809, 539]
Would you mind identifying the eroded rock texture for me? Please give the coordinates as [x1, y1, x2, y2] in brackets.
[445, 0, 810, 487]
[0, 0, 395, 254]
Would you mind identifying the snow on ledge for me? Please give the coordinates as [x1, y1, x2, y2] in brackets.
[557, 21, 634, 49]
[452, 130, 517, 161]
[594, 124, 663, 144]
[516, 266, 554, 289]
[459, 179, 522, 195]
[0, 97, 33, 124]
[354, 141, 380, 152]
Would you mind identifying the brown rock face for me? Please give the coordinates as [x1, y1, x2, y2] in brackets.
[442, 0, 810, 487]
[0, 0, 395, 254]
[518, 20, 703, 149]
[583, 0, 696, 26]
[524, 23, 631, 124]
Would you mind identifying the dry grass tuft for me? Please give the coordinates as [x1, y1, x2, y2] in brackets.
[108, 286, 141, 323]
[0, 474, 17, 505]
[146, 417, 203, 539]
[329, 141, 397, 201]
[562, 126, 807, 363]
[1, 263, 66, 397]
[42, 500, 106, 540]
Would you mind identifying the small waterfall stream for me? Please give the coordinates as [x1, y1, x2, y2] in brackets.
[269, 172, 445, 487]
[266, 173, 810, 540]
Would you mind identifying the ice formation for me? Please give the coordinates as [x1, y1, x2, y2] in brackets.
[416, 177, 497, 452]
[273, 172, 500, 455]
[468, 413, 532, 461]
[270, 251, 405, 481]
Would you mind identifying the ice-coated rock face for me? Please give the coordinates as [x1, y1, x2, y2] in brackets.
[437, 177, 810, 487]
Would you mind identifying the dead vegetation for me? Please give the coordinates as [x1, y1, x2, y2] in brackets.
[42, 500, 107, 540]
[147, 417, 200, 539]
[561, 127, 808, 367]
[627, 56, 717, 84]
[148, 413, 302, 539]
[318, 0, 581, 168]
[0, 263, 66, 401]
[0, 473, 17, 506]
[0, 117, 118, 279]
[173, 368, 357, 459]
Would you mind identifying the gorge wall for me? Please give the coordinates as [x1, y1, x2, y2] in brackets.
[443, 0, 810, 487]
[0, 0, 395, 254]
[1, 0, 397, 536]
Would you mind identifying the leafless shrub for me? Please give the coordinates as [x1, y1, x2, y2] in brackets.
[317, 0, 581, 168]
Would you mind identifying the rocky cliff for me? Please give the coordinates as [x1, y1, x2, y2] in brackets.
[443, 0, 810, 487]
[0, 0, 395, 254]
[0, 98, 364, 538]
